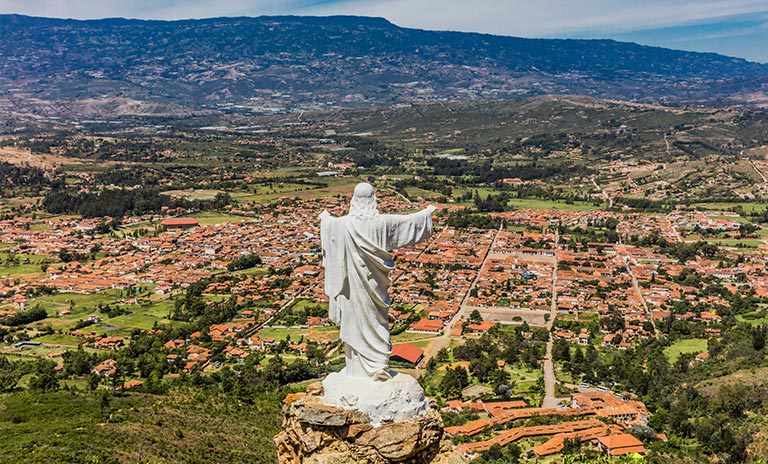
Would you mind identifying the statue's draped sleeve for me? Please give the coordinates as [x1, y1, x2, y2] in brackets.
[320, 212, 346, 324]
[383, 208, 434, 251]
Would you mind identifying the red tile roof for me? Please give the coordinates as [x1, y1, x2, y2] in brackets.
[161, 218, 199, 227]
[597, 433, 645, 455]
[390, 343, 424, 364]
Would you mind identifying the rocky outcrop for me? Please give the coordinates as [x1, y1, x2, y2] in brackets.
[321, 371, 430, 426]
[274, 386, 467, 464]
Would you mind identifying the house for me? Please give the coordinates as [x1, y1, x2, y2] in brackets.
[407, 318, 443, 333]
[596, 433, 645, 456]
[93, 359, 118, 377]
[307, 316, 329, 327]
[577, 328, 590, 345]
[164, 339, 186, 350]
[288, 342, 308, 355]
[467, 321, 497, 333]
[161, 218, 199, 229]
[96, 336, 124, 350]
[123, 380, 144, 390]
[390, 343, 424, 366]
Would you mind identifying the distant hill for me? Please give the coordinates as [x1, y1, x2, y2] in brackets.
[0, 14, 766, 117]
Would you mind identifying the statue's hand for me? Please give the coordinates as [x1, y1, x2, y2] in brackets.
[426, 205, 438, 214]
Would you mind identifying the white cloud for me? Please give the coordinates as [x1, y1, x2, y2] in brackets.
[300, 0, 768, 37]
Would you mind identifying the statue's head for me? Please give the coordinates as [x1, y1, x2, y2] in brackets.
[349, 182, 379, 219]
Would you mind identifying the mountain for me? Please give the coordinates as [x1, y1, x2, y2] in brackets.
[0, 14, 766, 118]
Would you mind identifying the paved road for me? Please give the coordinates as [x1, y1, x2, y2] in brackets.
[750, 158, 768, 183]
[664, 214, 685, 243]
[415, 224, 503, 374]
[592, 177, 613, 209]
[622, 253, 658, 338]
[540, 231, 560, 408]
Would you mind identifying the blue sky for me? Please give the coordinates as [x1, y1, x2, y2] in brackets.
[1, 0, 766, 62]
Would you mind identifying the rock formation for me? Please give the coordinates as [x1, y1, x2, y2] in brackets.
[274, 385, 467, 464]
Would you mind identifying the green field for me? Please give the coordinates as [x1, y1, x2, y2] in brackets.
[404, 186, 443, 199]
[705, 239, 764, 248]
[736, 310, 768, 326]
[0, 252, 52, 277]
[259, 326, 339, 342]
[188, 212, 249, 225]
[230, 176, 363, 204]
[161, 189, 226, 200]
[391, 332, 441, 343]
[32, 333, 84, 347]
[664, 338, 708, 363]
[25, 290, 180, 333]
[693, 202, 767, 214]
[509, 198, 603, 212]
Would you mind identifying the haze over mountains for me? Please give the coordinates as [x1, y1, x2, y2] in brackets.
[1, 14, 767, 118]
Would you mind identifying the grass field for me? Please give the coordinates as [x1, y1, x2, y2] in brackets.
[25, 291, 180, 332]
[161, 189, 225, 200]
[391, 332, 441, 343]
[736, 311, 768, 326]
[664, 338, 708, 363]
[234, 177, 363, 204]
[259, 326, 339, 342]
[33, 333, 84, 347]
[404, 187, 443, 199]
[186, 212, 249, 225]
[705, 239, 764, 248]
[693, 202, 767, 214]
[509, 198, 603, 212]
[0, 252, 51, 277]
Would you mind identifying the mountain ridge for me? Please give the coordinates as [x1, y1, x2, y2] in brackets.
[0, 14, 766, 118]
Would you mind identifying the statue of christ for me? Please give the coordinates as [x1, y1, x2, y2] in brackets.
[320, 183, 436, 381]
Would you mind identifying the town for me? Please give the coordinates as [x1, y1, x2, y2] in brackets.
[2, 179, 766, 461]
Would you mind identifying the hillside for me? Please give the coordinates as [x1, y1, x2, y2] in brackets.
[0, 14, 767, 118]
[0, 389, 282, 463]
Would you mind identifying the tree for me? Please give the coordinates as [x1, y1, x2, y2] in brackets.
[0, 356, 20, 392]
[63, 347, 95, 376]
[87, 372, 101, 392]
[468, 309, 483, 325]
[435, 348, 450, 363]
[440, 366, 469, 399]
[562, 437, 582, 455]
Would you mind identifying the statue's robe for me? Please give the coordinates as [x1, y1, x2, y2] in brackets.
[320, 208, 434, 377]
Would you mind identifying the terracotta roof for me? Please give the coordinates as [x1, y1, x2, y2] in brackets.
[597, 433, 644, 453]
[467, 321, 497, 332]
[409, 318, 443, 332]
[161, 218, 199, 226]
[390, 343, 424, 364]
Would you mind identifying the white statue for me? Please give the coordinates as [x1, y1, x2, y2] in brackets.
[320, 183, 436, 381]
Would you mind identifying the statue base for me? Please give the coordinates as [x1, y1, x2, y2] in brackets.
[321, 370, 429, 426]
[274, 383, 467, 464]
